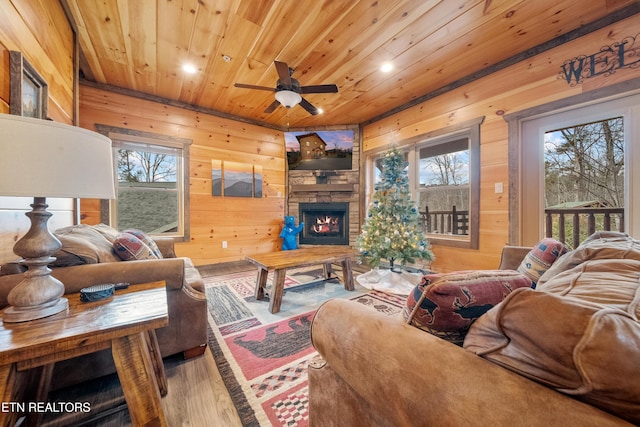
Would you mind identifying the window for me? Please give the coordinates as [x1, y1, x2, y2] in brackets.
[544, 117, 624, 248]
[418, 136, 471, 237]
[508, 88, 640, 246]
[414, 125, 480, 249]
[95, 125, 191, 240]
[365, 117, 482, 249]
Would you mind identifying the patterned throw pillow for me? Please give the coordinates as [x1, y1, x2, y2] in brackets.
[122, 228, 163, 259]
[113, 232, 159, 261]
[403, 270, 532, 346]
[517, 238, 568, 287]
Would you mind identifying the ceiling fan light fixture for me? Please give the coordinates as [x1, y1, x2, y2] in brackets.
[275, 90, 302, 108]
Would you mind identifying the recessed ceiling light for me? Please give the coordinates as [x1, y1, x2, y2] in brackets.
[317, 108, 324, 115]
[182, 63, 197, 74]
[381, 62, 393, 73]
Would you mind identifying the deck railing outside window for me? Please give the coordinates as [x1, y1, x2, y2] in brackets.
[544, 207, 624, 249]
[420, 206, 469, 236]
[420, 206, 624, 248]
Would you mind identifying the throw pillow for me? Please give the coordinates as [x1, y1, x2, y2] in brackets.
[113, 232, 160, 261]
[517, 238, 568, 287]
[52, 224, 120, 266]
[123, 228, 163, 258]
[402, 270, 532, 346]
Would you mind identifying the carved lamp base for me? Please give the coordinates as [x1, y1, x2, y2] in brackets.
[2, 197, 68, 323]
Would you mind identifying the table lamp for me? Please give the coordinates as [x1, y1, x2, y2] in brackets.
[0, 114, 116, 322]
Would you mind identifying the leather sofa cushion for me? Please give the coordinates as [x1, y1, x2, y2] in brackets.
[181, 257, 205, 293]
[52, 224, 120, 266]
[403, 270, 532, 345]
[464, 260, 640, 425]
[537, 231, 640, 287]
[91, 223, 120, 243]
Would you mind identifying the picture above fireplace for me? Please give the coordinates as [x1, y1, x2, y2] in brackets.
[285, 130, 353, 171]
[299, 202, 349, 245]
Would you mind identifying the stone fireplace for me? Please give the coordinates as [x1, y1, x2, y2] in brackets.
[286, 126, 360, 247]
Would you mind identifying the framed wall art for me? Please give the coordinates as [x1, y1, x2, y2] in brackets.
[224, 161, 253, 198]
[10, 51, 48, 118]
[211, 159, 223, 196]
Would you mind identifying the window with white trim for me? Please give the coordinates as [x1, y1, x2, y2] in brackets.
[508, 88, 639, 245]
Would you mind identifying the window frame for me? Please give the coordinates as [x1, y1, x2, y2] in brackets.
[505, 81, 640, 245]
[364, 117, 482, 249]
[95, 125, 192, 241]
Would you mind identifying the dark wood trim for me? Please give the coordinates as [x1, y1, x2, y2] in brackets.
[58, 0, 79, 125]
[80, 79, 288, 132]
[361, 4, 640, 127]
[9, 51, 48, 118]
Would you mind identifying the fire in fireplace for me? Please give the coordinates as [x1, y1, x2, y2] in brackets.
[299, 202, 349, 245]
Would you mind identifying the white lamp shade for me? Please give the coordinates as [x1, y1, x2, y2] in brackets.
[275, 90, 302, 108]
[0, 114, 115, 199]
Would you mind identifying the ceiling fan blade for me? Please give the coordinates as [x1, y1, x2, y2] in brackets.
[234, 83, 275, 91]
[274, 61, 292, 86]
[264, 99, 280, 113]
[299, 97, 319, 115]
[300, 84, 339, 94]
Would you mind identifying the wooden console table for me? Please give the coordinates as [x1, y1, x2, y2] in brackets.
[246, 247, 355, 314]
[0, 281, 168, 427]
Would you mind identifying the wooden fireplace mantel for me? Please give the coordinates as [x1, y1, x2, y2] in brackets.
[290, 184, 353, 192]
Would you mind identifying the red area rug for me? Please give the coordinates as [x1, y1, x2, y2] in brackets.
[203, 267, 406, 427]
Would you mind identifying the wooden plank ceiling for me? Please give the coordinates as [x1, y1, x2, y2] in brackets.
[63, 0, 637, 129]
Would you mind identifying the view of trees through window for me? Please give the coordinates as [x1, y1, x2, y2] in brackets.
[418, 138, 470, 236]
[116, 147, 179, 234]
[118, 149, 176, 183]
[544, 117, 625, 246]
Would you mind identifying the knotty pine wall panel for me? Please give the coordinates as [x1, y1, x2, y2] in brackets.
[0, 0, 76, 264]
[362, 15, 640, 273]
[79, 85, 286, 265]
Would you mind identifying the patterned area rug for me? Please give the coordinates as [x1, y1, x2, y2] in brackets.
[204, 266, 406, 427]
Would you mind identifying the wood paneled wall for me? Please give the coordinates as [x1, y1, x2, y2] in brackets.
[0, 0, 75, 264]
[78, 85, 286, 265]
[362, 14, 640, 273]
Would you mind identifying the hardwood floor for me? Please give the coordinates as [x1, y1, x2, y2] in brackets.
[73, 348, 242, 427]
[162, 348, 243, 427]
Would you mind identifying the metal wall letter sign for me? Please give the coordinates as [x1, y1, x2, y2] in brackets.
[559, 33, 640, 86]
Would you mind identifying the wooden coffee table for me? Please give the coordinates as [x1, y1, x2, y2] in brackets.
[0, 281, 169, 427]
[246, 247, 355, 313]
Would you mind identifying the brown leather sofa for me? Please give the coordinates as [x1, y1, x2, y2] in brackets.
[0, 233, 207, 391]
[309, 236, 639, 426]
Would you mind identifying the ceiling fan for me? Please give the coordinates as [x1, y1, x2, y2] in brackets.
[234, 61, 338, 115]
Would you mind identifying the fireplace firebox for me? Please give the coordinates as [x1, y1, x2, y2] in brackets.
[299, 202, 349, 245]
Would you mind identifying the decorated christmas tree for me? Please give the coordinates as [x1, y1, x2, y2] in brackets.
[357, 147, 434, 269]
